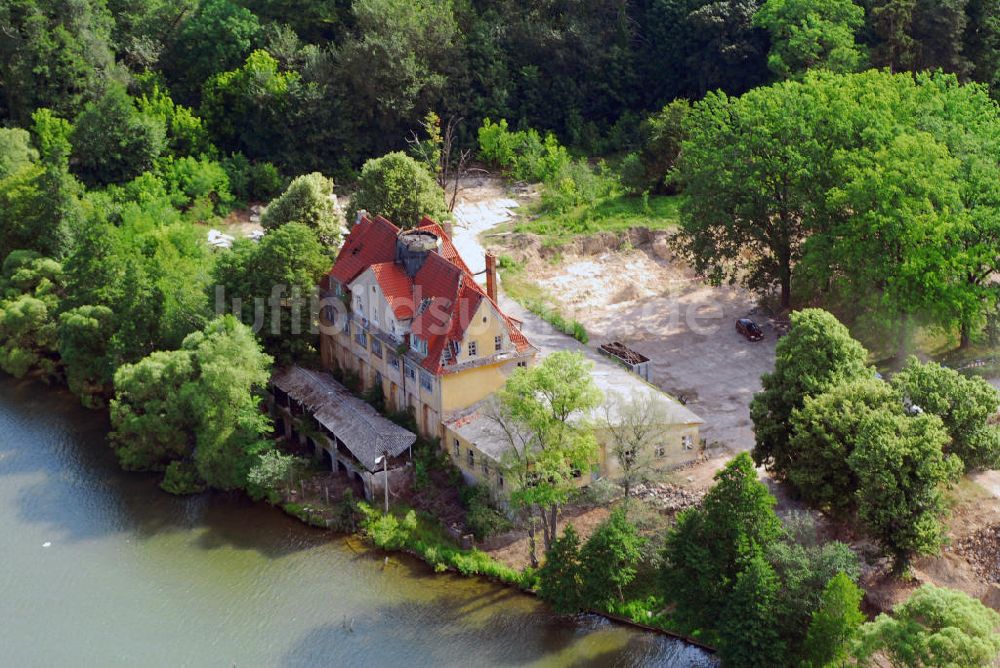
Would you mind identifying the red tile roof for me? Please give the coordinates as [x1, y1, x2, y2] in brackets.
[369, 262, 414, 319]
[325, 214, 534, 375]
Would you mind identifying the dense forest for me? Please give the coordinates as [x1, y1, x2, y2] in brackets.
[2, 0, 999, 175]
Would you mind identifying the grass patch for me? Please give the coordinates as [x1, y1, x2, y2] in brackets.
[516, 194, 681, 245]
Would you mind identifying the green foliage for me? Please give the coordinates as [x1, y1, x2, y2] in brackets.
[71, 85, 166, 187]
[754, 0, 867, 78]
[752, 308, 871, 479]
[625, 100, 690, 194]
[164, 0, 261, 101]
[537, 525, 584, 614]
[716, 553, 786, 667]
[160, 459, 208, 495]
[460, 484, 512, 540]
[348, 152, 448, 228]
[890, 357, 1000, 470]
[580, 509, 644, 607]
[157, 155, 233, 215]
[212, 222, 330, 358]
[0, 128, 39, 179]
[854, 584, 1000, 667]
[0, 0, 115, 124]
[802, 572, 864, 668]
[661, 453, 783, 633]
[58, 305, 115, 404]
[136, 85, 215, 158]
[260, 172, 340, 246]
[223, 154, 283, 203]
[478, 118, 572, 183]
[849, 409, 961, 570]
[109, 316, 273, 491]
[246, 449, 308, 500]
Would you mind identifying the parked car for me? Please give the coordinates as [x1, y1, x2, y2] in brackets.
[736, 318, 764, 341]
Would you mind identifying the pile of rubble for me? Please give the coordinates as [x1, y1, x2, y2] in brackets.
[631, 482, 704, 512]
[955, 524, 1000, 583]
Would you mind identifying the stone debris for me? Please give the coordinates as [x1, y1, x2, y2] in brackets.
[631, 482, 704, 512]
[955, 524, 1000, 583]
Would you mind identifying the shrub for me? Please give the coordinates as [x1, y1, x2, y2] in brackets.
[348, 152, 448, 227]
[160, 460, 207, 495]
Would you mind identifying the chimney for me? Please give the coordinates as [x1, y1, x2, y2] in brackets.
[354, 209, 368, 227]
[485, 253, 498, 302]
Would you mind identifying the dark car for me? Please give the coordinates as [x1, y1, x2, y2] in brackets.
[736, 318, 764, 341]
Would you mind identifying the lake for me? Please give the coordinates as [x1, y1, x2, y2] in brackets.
[0, 376, 713, 667]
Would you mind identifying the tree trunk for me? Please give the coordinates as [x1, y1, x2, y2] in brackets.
[897, 316, 910, 361]
[527, 518, 538, 568]
[548, 505, 559, 551]
[960, 320, 972, 349]
[780, 273, 791, 311]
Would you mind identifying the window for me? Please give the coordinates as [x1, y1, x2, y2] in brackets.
[375, 371, 383, 388]
[388, 353, 400, 370]
[371, 338, 383, 358]
[682, 435, 694, 450]
[467, 449, 475, 468]
[468, 341, 478, 357]
[406, 363, 416, 381]
[342, 316, 350, 333]
[419, 371, 433, 392]
[355, 328, 367, 348]
[494, 335, 502, 352]
[655, 444, 667, 458]
[517, 361, 527, 368]
[411, 336, 428, 356]
[482, 460, 489, 476]
[498, 472, 504, 489]
[453, 439, 460, 458]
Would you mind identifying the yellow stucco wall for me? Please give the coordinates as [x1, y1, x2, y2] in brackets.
[597, 423, 701, 478]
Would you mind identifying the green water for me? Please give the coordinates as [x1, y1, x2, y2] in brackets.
[0, 377, 712, 667]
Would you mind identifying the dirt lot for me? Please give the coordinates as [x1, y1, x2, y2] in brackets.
[496, 243, 778, 452]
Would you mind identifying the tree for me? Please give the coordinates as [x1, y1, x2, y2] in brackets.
[579, 509, 644, 608]
[492, 351, 602, 565]
[802, 572, 865, 667]
[0, 128, 38, 179]
[348, 152, 449, 228]
[754, 0, 867, 78]
[58, 304, 115, 406]
[676, 77, 832, 308]
[71, 85, 166, 187]
[854, 584, 1000, 667]
[849, 409, 962, 570]
[0, 0, 115, 124]
[259, 173, 340, 247]
[537, 525, 584, 614]
[661, 453, 783, 632]
[212, 222, 331, 359]
[787, 378, 901, 511]
[109, 316, 274, 491]
[638, 99, 689, 194]
[716, 553, 787, 667]
[163, 0, 261, 101]
[890, 356, 1000, 470]
[333, 0, 459, 151]
[602, 391, 667, 504]
[767, 516, 861, 656]
[751, 308, 871, 479]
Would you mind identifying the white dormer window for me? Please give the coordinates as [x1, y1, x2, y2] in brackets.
[354, 295, 364, 315]
[468, 341, 478, 357]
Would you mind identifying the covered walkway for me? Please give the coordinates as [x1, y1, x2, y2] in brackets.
[268, 366, 417, 500]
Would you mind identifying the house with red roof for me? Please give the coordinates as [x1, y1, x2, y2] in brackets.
[319, 212, 537, 454]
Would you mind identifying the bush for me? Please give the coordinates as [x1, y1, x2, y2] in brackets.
[160, 460, 207, 495]
[348, 152, 448, 227]
[477, 118, 571, 183]
[460, 484, 512, 540]
[157, 155, 234, 214]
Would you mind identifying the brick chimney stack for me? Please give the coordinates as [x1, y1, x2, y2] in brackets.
[485, 253, 498, 302]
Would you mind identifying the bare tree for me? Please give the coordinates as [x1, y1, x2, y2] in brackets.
[603, 391, 667, 506]
[407, 112, 472, 212]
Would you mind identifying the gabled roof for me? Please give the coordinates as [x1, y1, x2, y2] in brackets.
[369, 262, 414, 319]
[325, 213, 535, 375]
[329, 215, 399, 286]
